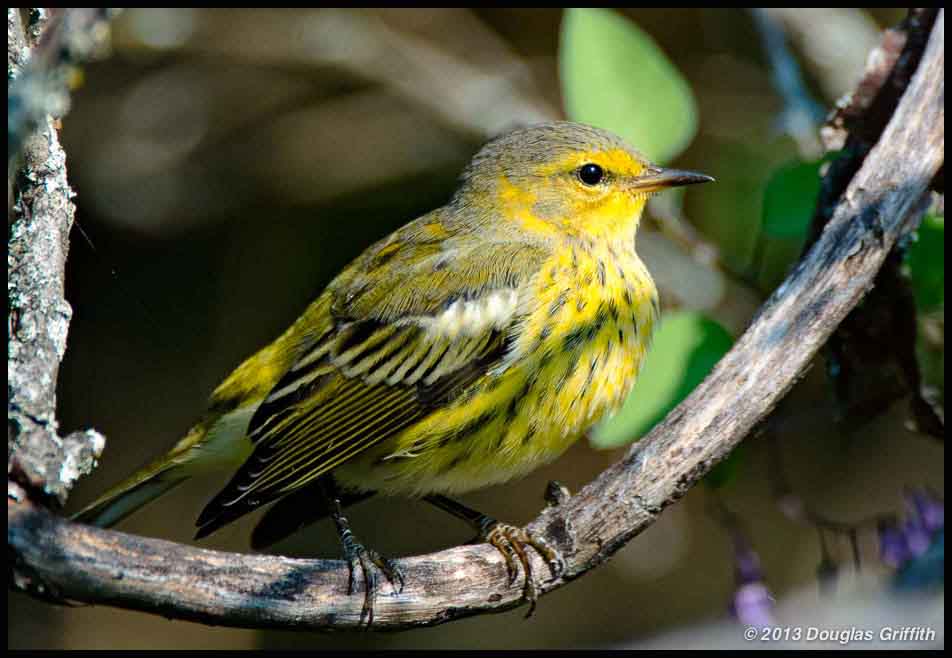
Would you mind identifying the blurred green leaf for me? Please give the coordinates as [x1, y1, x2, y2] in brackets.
[906, 211, 945, 403]
[559, 8, 698, 164]
[691, 139, 779, 274]
[591, 310, 734, 448]
[761, 158, 824, 240]
[905, 211, 944, 312]
[756, 154, 841, 292]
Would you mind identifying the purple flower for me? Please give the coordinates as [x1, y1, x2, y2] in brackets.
[906, 489, 944, 534]
[730, 582, 775, 627]
[903, 517, 933, 558]
[880, 490, 944, 569]
[728, 531, 775, 626]
[878, 520, 910, 568]
[734, 538, 764, 585]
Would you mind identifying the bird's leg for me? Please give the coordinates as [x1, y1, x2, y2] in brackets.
[424, 493, 565, 617]
[251, 478, 376, 550]
[321, 479, 404, 627]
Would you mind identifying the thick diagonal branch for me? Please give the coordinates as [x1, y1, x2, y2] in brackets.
[8, 10, 944, 632]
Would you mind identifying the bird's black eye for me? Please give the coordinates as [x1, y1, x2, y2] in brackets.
[578, 163, 604, 186]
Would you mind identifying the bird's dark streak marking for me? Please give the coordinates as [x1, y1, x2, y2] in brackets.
[597, 260, 607, 286]
[506, 376, 534, 422]
[553, 347, 584, 395]
[548, 289, 570, 318]
[536, 347, 554, 373]
[607, 300, 620, 323]
[576, 298, 587, 313]
[623, 288, 633, 307]
[618, 328, 624, 344]
[505, 394, 521, 422]
[522, 419, 540, 446]
[520, 429, 535, 447]
[571, 355, 600, 407]
[617, 265, 627, 282]
[651, 294, 661, 319]
[492, 427, 510, 450]
[561, 326, 586, 352]
[443, 408, 499, 445]
[500, 327, 521, 355]
[549, 265, 558, 282]
[571, 247, 578, 271]
[441, 452, 468, 475]
[562, 305, 609, 352]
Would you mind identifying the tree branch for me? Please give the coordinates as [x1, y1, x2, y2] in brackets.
[812, 7, 944, 440]
[8, 10, 944, 632]
[7, 8, 110, 504]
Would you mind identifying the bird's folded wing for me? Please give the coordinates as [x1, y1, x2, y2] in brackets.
[195, 238, 546, 535]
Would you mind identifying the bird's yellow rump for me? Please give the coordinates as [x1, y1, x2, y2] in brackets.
[75, 121, 712, 621]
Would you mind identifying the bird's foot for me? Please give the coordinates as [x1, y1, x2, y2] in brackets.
[479, 519, 565, 618]
[340, 535, 405, 628]
[329, 491, 404, 628]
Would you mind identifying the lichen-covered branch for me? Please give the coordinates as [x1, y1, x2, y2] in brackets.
[8, 8, 118, 165]
[7, 8, 109, 504]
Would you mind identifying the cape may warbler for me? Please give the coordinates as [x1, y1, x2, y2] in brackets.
[75, 121, 713, 623]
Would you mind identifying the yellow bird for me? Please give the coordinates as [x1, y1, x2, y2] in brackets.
[75, 121, 712, 623]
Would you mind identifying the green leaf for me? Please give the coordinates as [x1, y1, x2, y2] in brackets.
[761, 157, 825, 240]
[591, 311, 734, 449]
[905, 211, 944, 312]
[560, 8, 698, 164]
[757, 155, 841, 292]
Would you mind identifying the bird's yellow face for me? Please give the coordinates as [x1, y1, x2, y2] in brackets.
[504, 146, 655, 241]
[457, 122, 711, 243]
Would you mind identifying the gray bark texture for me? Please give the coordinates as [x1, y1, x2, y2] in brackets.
[8, 8, 105, 504]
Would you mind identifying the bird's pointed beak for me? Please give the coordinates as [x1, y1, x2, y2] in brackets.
[627, 167, 715, 193]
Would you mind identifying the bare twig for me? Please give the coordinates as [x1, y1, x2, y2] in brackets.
[7, 10, 943, 631]
[8, 8, 118, 165]
[764, 8, 882, 104]
[749, 8, 825, 158]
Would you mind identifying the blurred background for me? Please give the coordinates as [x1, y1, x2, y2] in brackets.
[9, 7, 943, 649]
